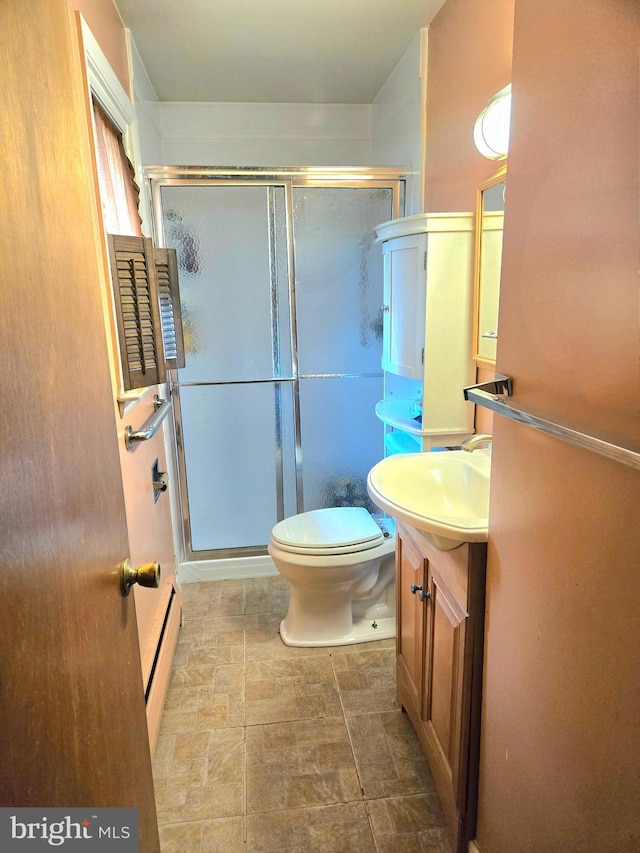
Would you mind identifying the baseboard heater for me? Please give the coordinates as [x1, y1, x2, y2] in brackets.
[144, 585, 176, 704]
[143, 584, 182, 755]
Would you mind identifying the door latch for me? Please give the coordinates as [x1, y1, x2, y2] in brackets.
[152, 459, 169, 503]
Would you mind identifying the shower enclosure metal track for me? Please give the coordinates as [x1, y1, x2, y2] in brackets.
[148, 167, 405, 560]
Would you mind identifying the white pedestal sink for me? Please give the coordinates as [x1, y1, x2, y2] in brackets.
[367, 449, 491, 550]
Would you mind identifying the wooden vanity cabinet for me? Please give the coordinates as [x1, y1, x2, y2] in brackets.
[396, 521, 487, 853]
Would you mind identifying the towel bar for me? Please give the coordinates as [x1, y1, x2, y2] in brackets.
[464, 377, 640, 471]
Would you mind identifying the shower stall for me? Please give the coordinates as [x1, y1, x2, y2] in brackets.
[149, 168, 404, 559]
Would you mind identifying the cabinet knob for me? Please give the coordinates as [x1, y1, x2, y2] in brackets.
[381, 304, 390, 312]
[410, 583, 430, 602]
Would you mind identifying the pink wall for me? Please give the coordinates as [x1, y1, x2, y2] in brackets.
[426, 0, 640, 849]
[497, 0, 639, 448]
[425, 0, 514, 435]
[69, 0, 130, 93]
[425, 0, 514, 213]
[477, 2, 640, 849]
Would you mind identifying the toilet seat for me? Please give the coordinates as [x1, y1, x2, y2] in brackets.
[270, 507, 385, 556]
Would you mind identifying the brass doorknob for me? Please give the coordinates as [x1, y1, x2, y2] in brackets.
[120, 558, 161, 597]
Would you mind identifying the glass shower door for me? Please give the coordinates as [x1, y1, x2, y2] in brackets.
[293, 186, 393, 511]
[160, 183, 298, 555]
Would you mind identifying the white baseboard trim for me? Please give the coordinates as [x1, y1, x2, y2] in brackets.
[178, 554, 278, 584]
[469, 841, 481, 853]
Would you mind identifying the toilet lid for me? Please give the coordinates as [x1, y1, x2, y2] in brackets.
[270, 507, 384, 554]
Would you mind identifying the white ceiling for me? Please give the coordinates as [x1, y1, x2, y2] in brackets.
[115, 0, 446, 104]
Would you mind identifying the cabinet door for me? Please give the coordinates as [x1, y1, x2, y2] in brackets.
[423, 564, 469, 807]
[396, 529, 426, 710]
[381, 234, 426, 379]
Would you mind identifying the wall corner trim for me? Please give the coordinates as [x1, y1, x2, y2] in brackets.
[79, 13, 135, 132]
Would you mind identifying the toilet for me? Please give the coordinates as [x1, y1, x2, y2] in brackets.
[267, 506, 396, 647]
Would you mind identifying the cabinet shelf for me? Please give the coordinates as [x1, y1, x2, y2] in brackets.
[376, 400, 473, 451]
[375, 399, 425, 435]
[385, 431, 422, 456]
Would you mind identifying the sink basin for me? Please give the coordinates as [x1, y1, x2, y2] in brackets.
[367, 449, 491, 550]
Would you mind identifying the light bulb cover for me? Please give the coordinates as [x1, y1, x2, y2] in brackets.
[473, 86, 511, 160]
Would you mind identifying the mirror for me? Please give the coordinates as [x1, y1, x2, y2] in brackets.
[473, 165, 506, 364]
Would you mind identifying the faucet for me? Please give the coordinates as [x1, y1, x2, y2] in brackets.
[461, 434, 493, 452]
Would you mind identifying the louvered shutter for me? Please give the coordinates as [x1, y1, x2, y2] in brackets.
[108, 234, 167, 390]
[154, 247, 185, 370]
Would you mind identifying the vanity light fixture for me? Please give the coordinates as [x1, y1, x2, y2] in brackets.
[473, 84, 512, 160]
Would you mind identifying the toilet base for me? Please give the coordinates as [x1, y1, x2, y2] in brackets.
[279, 614, 395, 648]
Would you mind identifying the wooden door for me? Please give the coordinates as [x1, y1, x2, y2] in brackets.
[396, 525, 426, 712]
[0, 2, 159, 850]
[423, 565, 468, 802]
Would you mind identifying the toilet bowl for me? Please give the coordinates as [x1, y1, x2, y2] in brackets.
[267, 506, 396, 647]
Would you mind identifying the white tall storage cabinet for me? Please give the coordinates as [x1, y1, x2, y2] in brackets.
[375, 213, 476, 452]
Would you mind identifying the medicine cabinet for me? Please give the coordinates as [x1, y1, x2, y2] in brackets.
[375, 213, 476, 452]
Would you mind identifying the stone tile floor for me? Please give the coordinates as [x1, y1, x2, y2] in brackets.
[153, 576, 451, 852]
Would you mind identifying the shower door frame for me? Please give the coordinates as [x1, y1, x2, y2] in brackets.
[148, 167, 405, 561]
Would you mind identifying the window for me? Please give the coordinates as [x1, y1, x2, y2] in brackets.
[92, 98, 142, 237]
